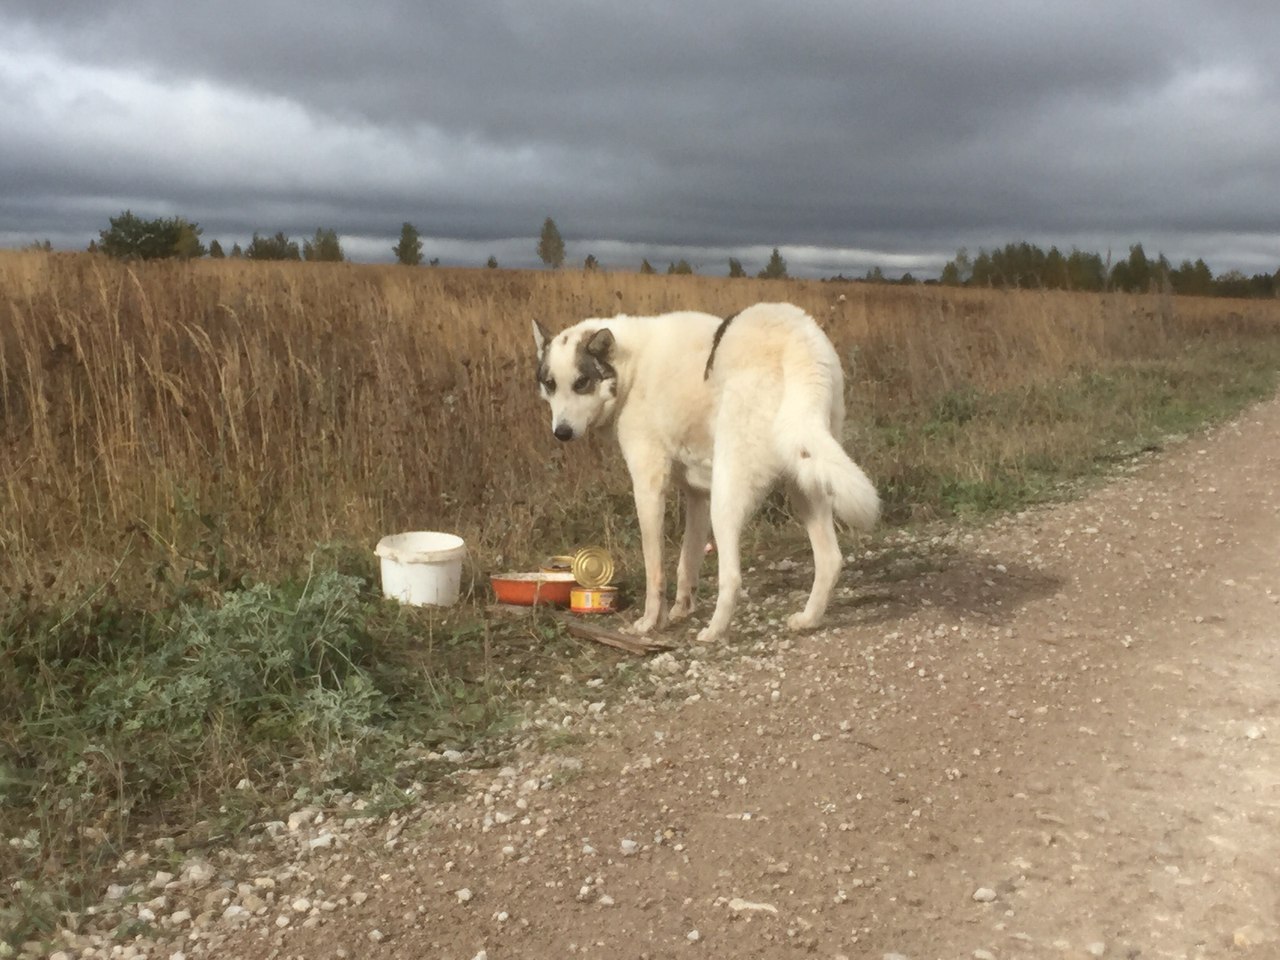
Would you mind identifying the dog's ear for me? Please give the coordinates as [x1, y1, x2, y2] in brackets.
[584, 327, 614, 360]
[532, 319, 551, 355]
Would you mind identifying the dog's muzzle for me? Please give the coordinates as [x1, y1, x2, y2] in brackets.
[553, 424, 575, 442]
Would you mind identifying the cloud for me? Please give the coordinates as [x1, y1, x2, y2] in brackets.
[2, 1, 1279, 275]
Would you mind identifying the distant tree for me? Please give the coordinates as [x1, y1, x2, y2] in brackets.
[428, 257, 440, 267]
[393, 222, 423, 266]
[939, 247, 976, 285]
[303, 228, 344, 262]
[1153, 253, 1174, 293]
[25, 239, 53, 252]
[1111, 243, 1152, 292]
[486, 255, 499, 269]
[728, 257, 746, 278]
[87, 239, 99, 254]
[667, 259, 694, 275]
[537, 217, 565, 268]
[1213, 269, 1246, 297]
[584, 254, 599, 271]
[899, 272, 918, 285]
[639, 258, 656, 275]
[1171, 258, 1214, 296]
[209, 239, 225, 259]
[1044, 246, 1068, 289]
[98, 210, 206, 260]
[230, 243, 244, 258]
[1065, 249, 1106, 291]
[864, 266, 886, 283]
[1211, 269, 1273, 298]
[245, 231, 301, 261]
[757, 248, 788, 279]
[173, 221, 206, 260]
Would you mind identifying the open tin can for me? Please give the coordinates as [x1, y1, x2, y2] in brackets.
[571, 545, 614, 589]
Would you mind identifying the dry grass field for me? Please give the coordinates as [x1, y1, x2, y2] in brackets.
[5, 250, 1278, 602]
[4, 250, 1280, 943]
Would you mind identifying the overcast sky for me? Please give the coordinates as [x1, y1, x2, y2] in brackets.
[3, 1, 1279, 278]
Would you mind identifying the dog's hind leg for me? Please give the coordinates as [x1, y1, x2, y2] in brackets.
[786, 484, 843, 632]
[697, 457, 774, 644]
[671, 487, 710, 622]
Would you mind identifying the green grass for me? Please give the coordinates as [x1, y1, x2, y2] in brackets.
[864, 339, 1280, 522]
[0, 566, 613, 945]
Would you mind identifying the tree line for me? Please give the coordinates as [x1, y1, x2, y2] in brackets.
[77, 212, 1276, 297]
[84, 211, 796, 279]
[88, 211, 349, 262]
[938, 241, 1279, 299]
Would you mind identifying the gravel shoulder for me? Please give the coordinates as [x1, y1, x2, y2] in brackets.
[47, 396, 1280, 960]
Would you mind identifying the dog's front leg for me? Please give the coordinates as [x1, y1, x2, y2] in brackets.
[627, 452, 670, 635]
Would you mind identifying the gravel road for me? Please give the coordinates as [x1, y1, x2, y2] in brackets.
[45, 396, 1280, 960]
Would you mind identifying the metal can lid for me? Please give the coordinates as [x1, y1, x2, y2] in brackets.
[572, 545, 615, 588]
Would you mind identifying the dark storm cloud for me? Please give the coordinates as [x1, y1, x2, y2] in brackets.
[2, 1, 1279, 274]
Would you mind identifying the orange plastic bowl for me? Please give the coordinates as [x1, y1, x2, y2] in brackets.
[490, 571, 576, 607]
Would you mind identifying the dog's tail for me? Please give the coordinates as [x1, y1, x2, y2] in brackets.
[776, 334, 879, 529]
[790, 425, 881, 531]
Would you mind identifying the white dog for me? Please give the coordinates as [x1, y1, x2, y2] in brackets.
[533, 301, 879, 642]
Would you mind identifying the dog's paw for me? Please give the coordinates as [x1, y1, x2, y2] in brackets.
[631, 614, 658, 635]
[696, 625, 724, 644]
[669, 596, 695, 622]
[786, 611, 821, 632]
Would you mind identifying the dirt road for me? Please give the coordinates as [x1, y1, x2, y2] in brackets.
[195, 397, 1280, 960]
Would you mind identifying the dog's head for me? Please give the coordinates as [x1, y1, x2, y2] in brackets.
[532, 320, 619, 441]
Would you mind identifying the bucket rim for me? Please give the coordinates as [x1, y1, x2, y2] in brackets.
[375, 531, 467, 564]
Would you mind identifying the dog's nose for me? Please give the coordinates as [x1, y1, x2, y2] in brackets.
[553, 424, 574, 442]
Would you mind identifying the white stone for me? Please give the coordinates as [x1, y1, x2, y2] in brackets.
[727, 898, 778, 915]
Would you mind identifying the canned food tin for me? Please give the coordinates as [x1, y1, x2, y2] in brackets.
[570, 585, 618, 614]
[571, 545, 615, 589]
[540, 555, 574, 574]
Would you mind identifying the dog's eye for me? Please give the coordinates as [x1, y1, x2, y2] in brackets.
[572, 376, 592, 393]
[543, 378, 556, 393]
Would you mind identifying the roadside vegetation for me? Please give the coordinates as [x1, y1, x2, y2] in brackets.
[4, 250, 1280, 945]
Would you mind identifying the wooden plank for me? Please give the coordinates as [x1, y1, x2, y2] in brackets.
[554, 614, 673, 654]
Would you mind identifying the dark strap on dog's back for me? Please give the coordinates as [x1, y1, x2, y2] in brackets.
[704, 311, 738, 379]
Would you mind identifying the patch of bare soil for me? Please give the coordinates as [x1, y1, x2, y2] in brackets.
[103, 397, 1280, 960]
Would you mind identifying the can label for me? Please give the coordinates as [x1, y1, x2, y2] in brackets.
[571, 586, 618, 613]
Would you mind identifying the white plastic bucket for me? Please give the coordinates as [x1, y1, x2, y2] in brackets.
[375, 531, 467, 606]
